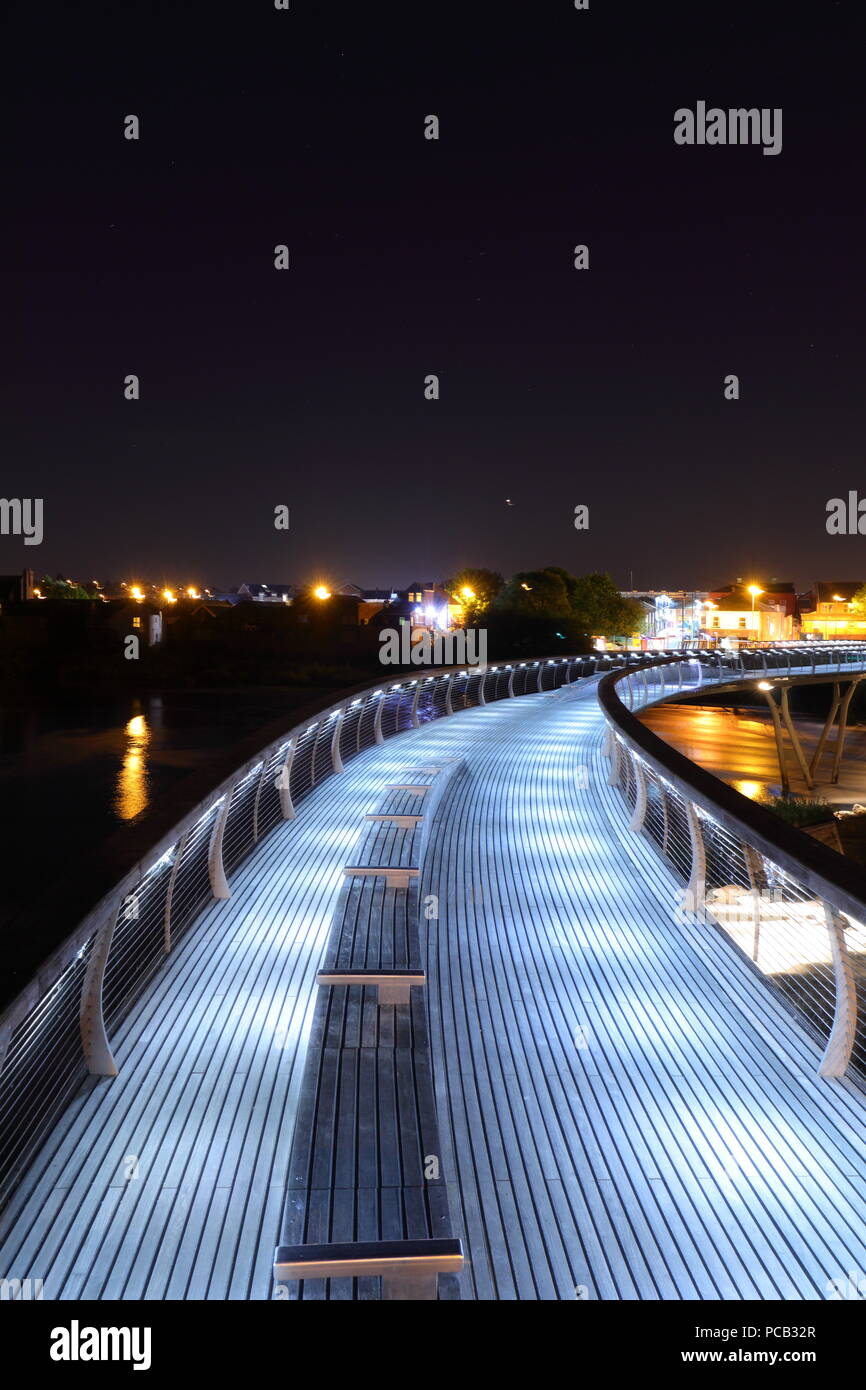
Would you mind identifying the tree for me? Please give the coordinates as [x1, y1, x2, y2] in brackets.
[443, 568, 504, 624]
[569, 572, 645, 639]
[39, 574, 97, 600]
[495, 569, 573, 619]
[850, 585, 866, 617]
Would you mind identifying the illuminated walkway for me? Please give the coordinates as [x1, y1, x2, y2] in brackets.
[3, 678, 866, 1298]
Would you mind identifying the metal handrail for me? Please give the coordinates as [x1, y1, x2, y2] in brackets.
[0, 649, 631, 1208]
[598, 644, 866, 1079]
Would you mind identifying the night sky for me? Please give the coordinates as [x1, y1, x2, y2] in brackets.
[4, 1, 865, 593]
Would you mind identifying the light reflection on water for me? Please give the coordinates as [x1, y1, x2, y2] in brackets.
[730, 779, 770, 801]
[115, 713, 150, 820]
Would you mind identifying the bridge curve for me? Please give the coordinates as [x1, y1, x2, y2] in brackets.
[2, 646, 866, 1298]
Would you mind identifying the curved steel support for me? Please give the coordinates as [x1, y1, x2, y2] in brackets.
[682, 801, 706, 915]
[411, 682, 422, 727]
[80, 903, 120, 1077]
[277, 740, 296, 820]
[607, 736, 621, 787]
[779, 686, 814, 791]
[818, 905, 858, 1078]
[445, 678, 454, 716]
[330, 708, 345, 774]
[831, 679, 859, 784]
[373, 694, 385, 745]
[629, 757, 648, 832]
[507, 667, 515, 697]
[208, 791, 233, 900]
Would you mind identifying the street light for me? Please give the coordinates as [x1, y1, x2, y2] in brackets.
[313, 585, 331, 600]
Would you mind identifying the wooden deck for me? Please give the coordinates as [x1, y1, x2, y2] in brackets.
[3, 676, 866, 1299]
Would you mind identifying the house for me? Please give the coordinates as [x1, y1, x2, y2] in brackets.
[798, 582, 866, 640]
[704, 583, 794, 643]
[236, 583, 296, 604]
[0, 568, 37, 608]
[105, 599, 163, 645]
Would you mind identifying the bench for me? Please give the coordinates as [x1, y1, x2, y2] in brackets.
[274, 1239, 464, 1301]
[273, 758, 465, 1300]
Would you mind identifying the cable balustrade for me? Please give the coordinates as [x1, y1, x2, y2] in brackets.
[0, 650, 627, 1211]
[599, 643, 866, 1086]
[4, 640, 866, 1214]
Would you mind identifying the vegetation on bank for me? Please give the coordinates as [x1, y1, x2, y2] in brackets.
[758, 794, 835, 828]
[1, 565, 644, 690]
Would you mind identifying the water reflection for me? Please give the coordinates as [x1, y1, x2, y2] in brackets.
[731, 779, 769, 801]
[115, 712, 150, 819]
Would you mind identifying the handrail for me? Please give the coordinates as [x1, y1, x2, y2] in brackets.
[0, 649, 627, 1209]
[598, 644, 866, 1080]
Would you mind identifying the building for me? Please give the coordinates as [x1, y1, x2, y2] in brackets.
[798, 582, 866, 639]
[703, 585, 794, 644]
[619, 590, 709, 645]
[236, 583, 296, 604]
[0, 568, 36, 608]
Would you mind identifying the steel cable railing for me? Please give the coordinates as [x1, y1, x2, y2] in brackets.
[0, 649, 622, 1209]
[5, 640, 866, 1209]
[600, 644, 866, 1085]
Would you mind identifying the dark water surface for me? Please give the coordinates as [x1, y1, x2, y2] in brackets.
[0, 688, 324, 944]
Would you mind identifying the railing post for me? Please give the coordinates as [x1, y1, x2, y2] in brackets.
[629, 757, 648, 832]
[445, 677, 454, 716]
[80, 902, 121, 1077]
[818, 905, 858, 1078]
[331, 706, 346, 774]
[411, 681, 422, 727]
[682, 802, 706, 915]
[163, 829, 189, 953]
[478, 670, 487, 705]
[659, 781, 670, 857]
[607, 735, 621, 787]
[276, 740, 296, 819]
[208, 790, 233, 900]
[374, 692, 385, 745]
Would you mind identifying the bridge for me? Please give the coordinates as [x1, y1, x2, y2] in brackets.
[2, 646, 866, 1299]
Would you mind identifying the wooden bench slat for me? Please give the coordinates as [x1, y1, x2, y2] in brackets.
[274, 1238, 464, 1281]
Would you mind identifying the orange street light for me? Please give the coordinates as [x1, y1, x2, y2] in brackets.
[313, 585, 331, 600]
